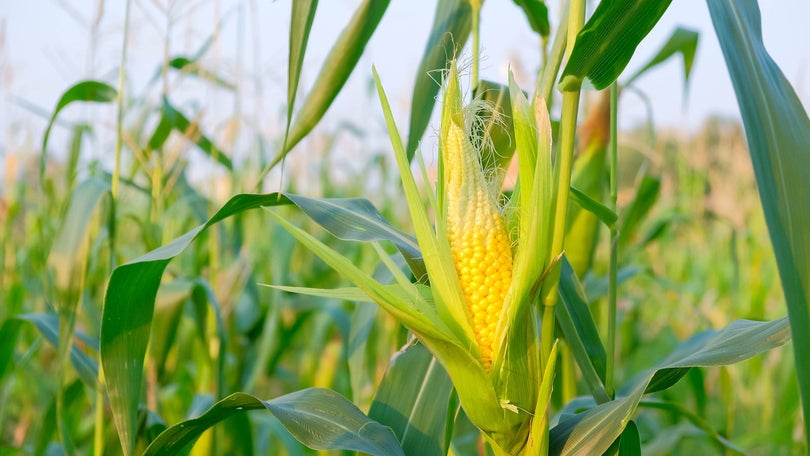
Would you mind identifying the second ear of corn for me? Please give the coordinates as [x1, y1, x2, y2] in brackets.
[443, 119, 513, 371]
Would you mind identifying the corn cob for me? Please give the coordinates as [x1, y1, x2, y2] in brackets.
[444, 121, 513, 370]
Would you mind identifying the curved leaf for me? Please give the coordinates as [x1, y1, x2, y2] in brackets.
[285, 194, 425, 280]
[512, 0, 550, 37]
[559, 0, 673, 91]
[143, 388, 404, 456]
[625, 26, 699, 86]
[100, 191, 421, 454]
[709, 0, 810, 446]
[551, 317, 790, 455]
[568, 185, 617, 229]
[41, 80, 117, 179]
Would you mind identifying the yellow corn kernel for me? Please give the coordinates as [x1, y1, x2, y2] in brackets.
[444, 121, 513, 370]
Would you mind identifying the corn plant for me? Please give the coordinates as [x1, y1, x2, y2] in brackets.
[2, 0, 808, 455]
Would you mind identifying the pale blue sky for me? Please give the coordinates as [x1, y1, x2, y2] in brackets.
[1, 1, 808, 174]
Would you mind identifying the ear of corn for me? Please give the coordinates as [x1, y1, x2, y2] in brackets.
[443, 119, 513, 370]
[361, 63, 556, 455]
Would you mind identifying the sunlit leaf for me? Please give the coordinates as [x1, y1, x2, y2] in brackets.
[559, 0, 673, 91]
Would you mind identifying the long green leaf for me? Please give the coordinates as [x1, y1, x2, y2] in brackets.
[405, 0, 473, 160]
[625, 26, 699, 86]
[708, 0, 810, 446]
[277, 0, 390, 164]
[100, 192, 420, 454]
[41, 80, 117, 179]
[285, 194, 426, 281]
[100, 193, 289, 456]
[559, 0, 673, 91]
[284, 0, 318, 150]
[143, 388, 404, 456]
[369, 343, 452, 456]
[551, 317, 790, 455]
[556, 257, 609, 403]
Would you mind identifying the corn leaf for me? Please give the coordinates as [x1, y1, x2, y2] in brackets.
[267, 211, 449, 341]
[48, 179, 110, 292]
[568, 185, 617, 229]
[374, 66, 472, 347]
[284, 0, 318, 150]
[369, 343, 452, 456]
[512, 0, 550, 37]
[284, 194, 426, 281]
[556, 257, 609, 403]
[41, 80, 117, 180]
[277, 0, 390, 165]
[148, 97, 233, 170]
[0, 314, 99, 388]
[551, 317, 790, 455]
[708, 1, 810, 446]
[143, 388, 405, 456]
[525, 340, 559, 455]
[625, 26, 699, 86]
[101, 191, 414, 455]
[166, 56, 236, 90]
[618, 175, 660, 252]
[406, 0, 473, 160]
[617, 421, 641, 455]
[559, 0, 673, 91]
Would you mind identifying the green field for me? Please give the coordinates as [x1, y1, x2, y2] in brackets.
[1, 1, 808, 455]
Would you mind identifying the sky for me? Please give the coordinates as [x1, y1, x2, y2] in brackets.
[1, 0, 808, 176]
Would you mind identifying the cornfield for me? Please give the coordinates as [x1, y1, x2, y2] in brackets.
[1, 1, 808, 455]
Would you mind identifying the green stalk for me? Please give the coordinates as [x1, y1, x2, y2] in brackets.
[540, 0, 584, 369]
[470, 1, 482, 92]
[111, 0, 131, 201]
[606, 83, 618, 398]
